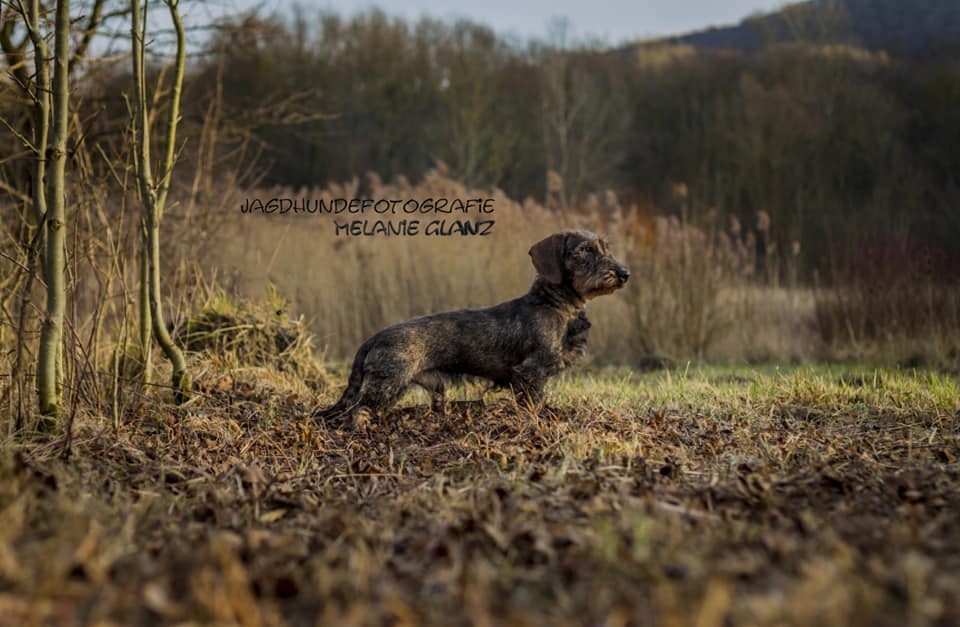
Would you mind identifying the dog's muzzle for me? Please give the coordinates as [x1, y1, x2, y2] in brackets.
[615, 266, 630, 286]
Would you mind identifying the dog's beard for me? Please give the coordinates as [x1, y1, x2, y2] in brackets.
[578, 275, 624, 299]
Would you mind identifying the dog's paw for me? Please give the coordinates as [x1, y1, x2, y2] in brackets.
[567, 310, 592, 336]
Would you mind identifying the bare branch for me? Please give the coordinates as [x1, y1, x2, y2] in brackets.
[1, 1, 31, 94]
[69, 0, 107, 72]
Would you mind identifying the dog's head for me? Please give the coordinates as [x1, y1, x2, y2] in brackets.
[529, 230, 630, 300]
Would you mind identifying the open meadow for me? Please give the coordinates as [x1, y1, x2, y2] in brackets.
[3, 3, 960, 625]
[1, 168, 958, 626]
[1, 352, 957, 625]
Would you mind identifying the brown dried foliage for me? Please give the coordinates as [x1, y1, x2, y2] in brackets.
[210, 171, 811, 366]
[0, 360, 956, 625]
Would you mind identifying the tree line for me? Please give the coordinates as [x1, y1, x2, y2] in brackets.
[6, 7, 959, 275]
[131, 8, 958, 275]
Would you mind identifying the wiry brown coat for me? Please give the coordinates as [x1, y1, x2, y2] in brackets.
[317, 230, 629, 423]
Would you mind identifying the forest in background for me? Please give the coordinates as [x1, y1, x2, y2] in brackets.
[29, 1, 957, 279]
[2, 1, 959, 273]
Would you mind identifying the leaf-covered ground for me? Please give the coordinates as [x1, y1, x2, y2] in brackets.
[1, 365, 958, 626]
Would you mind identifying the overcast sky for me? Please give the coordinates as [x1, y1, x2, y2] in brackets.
[203, 0, 792, 46]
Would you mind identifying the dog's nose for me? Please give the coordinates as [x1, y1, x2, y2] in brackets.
[616, 267, 631, 283]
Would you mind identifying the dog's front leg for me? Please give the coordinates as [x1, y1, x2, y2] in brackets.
[511, 352, 561, 409]
[561, 309, 591, 367]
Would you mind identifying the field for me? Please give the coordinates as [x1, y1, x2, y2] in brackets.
[4, 4, 960, 625]
[3, 165, 957, 627]
[1, 356, 957, 626]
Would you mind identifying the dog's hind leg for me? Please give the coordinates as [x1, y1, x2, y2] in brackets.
[353, 373, 411, 419]
[413, 369, 447, 414]
[315, 341, 372, 422]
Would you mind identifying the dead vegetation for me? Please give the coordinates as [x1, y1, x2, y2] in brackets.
[1, 165, 958, 623]
[211, 171, 819, 366]
[0, 359, 956, 626]
[175, 286, 330, 392]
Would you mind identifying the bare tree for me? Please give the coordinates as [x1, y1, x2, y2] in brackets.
[130, 0, 190, 402]
[30, 0, 70, 420]
[2, 0, 118, 427]
[44, 0, 70, 417]
[539, 20, 628, 210]
[6, 0, 54, 426]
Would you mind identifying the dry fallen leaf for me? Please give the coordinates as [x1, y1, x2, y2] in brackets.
[258, 508, 287, 524]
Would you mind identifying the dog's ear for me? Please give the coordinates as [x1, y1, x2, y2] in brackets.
[529, 233, 567, 284]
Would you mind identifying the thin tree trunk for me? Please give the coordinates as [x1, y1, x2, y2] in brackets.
[37, 0, 70, 421]
[131, 0, 190, 403]
[139, 239, 152, 384]
[11, 0, 51, 430]
[11, 229, 42, 432]
[25, 0, 49, 232]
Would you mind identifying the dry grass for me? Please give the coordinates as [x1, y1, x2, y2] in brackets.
[815, 277, 960, 371]
[199, 171, 813, 365]
[713, 286, 817, 364]
[621, 212, 805, 363]
[0, 353, 957, 625]
[175, 285, 330, 392]
[210, 171, 569, 361]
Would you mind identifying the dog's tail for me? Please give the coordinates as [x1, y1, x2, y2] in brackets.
[315, 340, 372, 421]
